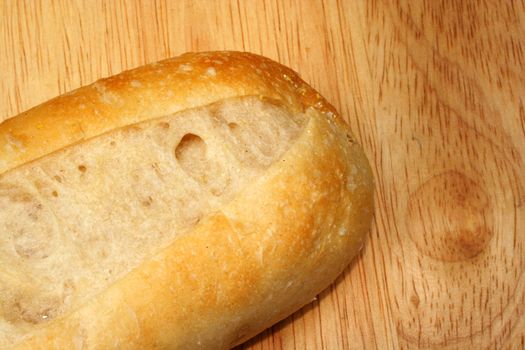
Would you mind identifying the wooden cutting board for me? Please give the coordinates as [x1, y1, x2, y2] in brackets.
[1, 1, 524, 348]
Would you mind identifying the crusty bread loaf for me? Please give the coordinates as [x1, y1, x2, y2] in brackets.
[0, 51, 374, 349]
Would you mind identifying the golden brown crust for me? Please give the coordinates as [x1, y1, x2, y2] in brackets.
[1, 51, 374, 349]
[0, 52, 338, 175]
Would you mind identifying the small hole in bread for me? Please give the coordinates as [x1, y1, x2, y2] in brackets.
[51, 191, 58, 197]
[228, 122, 239, 131]
[78, 165, 87, 173]
[142, 196, 153, 207]
[175, 134, 231, 196]
[175, 134, 206, 164]
[175, 134, 208, 184]
[158, 122, 170, 130]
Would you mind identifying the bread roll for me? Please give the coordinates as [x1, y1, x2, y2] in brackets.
[0, 51, 374, 349]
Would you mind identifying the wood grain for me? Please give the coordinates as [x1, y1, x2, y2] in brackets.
[1, 0, 524, 348]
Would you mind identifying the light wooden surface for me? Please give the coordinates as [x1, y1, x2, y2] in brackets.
[1, 1, 524, 349]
